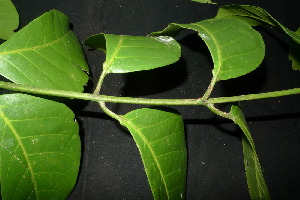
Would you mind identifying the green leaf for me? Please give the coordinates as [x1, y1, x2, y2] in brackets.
[289, 28, 300, 71]
[230, 105, 271, 200]
[85, 34, 181, 73]
[120, 108, 187, 199]
[0, 93, 80, 200]
[216, 5, 300, 43]
[151, 18, 265, 81]
[0, 0, 19, 40]
[0, 10, 89, 92]
[191, 0, 215, 4]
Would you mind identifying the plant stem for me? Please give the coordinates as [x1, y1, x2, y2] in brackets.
[208, 88, 300, 103]
[0, 81, 204, 105]
[0, 81, 300, 105]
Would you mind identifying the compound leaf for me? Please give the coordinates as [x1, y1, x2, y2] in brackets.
[0, 0, 19, 40]
[120, 108, 187, 199]
[151, 18, 265, 81]
[216, 5, 300, 43]
[85, 34, 180, 73]
[0, 10, 89, 92]
[230, 105, 271, 200]
[0, 93, 81, 200]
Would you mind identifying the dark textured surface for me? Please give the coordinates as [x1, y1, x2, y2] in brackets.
[9, 0, 300, 199]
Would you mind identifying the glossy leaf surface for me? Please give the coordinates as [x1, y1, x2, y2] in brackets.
[0, 93, 80, 200]
[120, 108, 187, 199]
[85, 34, 181, 73]
[151, 18, 265, 80]
[0, 0, 19, 40]
[230, 105, 271, 200]
[0, 10, 89, 92]
[216, 5, 300, 43]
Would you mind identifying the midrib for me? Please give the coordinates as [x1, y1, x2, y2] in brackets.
[0, 31, 70, 56]
[0, 109, 38, 199]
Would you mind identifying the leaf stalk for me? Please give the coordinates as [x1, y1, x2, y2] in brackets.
[201, 76, 218, 100]
[93, 68, 109, 95]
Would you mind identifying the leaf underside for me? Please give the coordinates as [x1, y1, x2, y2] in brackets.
[151, 18, 265, 81]
[0, 93, 81, 200]
[230, 105, 271, 200]
[120, 108, 187, 200]
[85, 33, 181, 73]
[0, 10, 89, 92]
[0, 0, 19, 40]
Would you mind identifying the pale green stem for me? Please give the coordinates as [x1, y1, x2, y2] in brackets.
[0, 81, 300, 106]
[208, 88, 300, 104]
[0, 81, 204, 105]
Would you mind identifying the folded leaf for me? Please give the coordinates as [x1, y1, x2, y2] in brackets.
[289, 28, 300, 71]
[0, 10, 89, 92]
[0, 0, 19, 40]
[0, 94, 81, 200]
[216, 5, 300, 43]
[119, 108, 187, 199]
[230, 105, 271, 200]
[191, 0, 215, 4]
[85, 34, 181, 73]
[151, 18, 265, 81]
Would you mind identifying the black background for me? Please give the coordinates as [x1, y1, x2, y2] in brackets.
[9, 0, 300, 199]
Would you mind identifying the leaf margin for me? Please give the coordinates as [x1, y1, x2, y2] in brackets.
[0, 93, 81, 200]
[0, 0, 19, 40]
[84, 33, 181, 74]
[230, 105, 271, 200]
[0, 9, 89, 92]
[150, 18, 265, 81]
[117, 108, 187, 200]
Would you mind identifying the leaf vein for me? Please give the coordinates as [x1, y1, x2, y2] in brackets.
[0, 31, 70, 56]
[157, 150, 185, 159]
[0, 57, 37, 86]
[139, 116, 179, 130]
[32, 49, 74, 81]
[0, 109, 39, 198]
[27, 152, 75, 160]
[18, 52, 60, 87]
[122, 116, 170, 199]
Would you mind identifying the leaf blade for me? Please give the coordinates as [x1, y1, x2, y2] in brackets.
[0, 94, 81, 200]
[85, 34, 181, 73]
[0, 10, 89, 92]
[151, 18, 265, 81]
[216, 5, 300, 43]
[120, 108, 187, 199]
[230, 105, 271, 200]
[0, 0, 19, 40]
